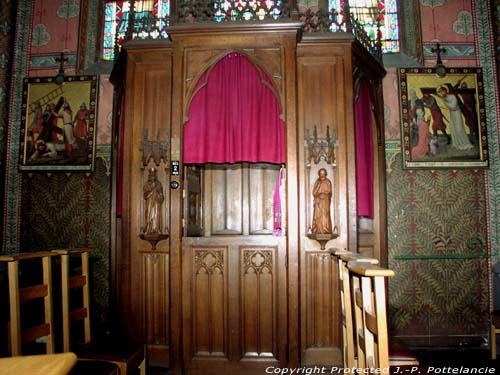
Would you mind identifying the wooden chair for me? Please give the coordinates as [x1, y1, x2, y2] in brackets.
[52, 248, 146, 375]
[490, 311, 500, 359]
[0, 252, 119, 375]
[331, 249, 378, 369]
[347, 261, 394, 372]
[0, 252, 56, 356]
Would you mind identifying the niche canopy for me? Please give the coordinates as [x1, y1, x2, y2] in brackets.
[183, 52, 285, 165]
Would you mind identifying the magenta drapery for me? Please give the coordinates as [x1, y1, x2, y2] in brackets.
[355, 80, 374, 219]
[183, 52, 285, 164]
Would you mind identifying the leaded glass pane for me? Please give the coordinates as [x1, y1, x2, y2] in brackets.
[214, 0, 283, 21]
[328, 0, 399, 53]
[103, 0, 170, 61]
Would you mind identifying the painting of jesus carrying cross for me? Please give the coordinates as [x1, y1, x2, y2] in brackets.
[398, 67, 488, 169]
[19, 75, 99, 171]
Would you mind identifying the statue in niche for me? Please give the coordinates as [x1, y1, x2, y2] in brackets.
[143, 168, 164, 234]
[311, 168, 333, 234]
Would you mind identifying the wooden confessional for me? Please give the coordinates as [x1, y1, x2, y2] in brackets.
[110, 23, 386, 374]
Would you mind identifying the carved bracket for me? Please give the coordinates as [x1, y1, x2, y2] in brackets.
[305, 125, 338, 167]
[306, 228, 339, 250]
[140, 128, 169, 168]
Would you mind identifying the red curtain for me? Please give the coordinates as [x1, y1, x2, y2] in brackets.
[183, 52, 285, 164]
[355, 79, 374, 219]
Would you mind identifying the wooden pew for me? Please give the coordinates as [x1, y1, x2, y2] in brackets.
[0, 252, 56, 356]
[52, 248, 146, 375]
[347, 261, 394, 371]
[0, 251, 120, 375]
[331, 249, 379, 369]
[332, 250, 419, 370]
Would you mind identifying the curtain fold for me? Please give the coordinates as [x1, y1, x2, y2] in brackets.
[355, 79, 374, 219]
[183, 52, 285, 164]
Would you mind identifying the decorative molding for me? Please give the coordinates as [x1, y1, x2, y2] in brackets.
[243, 249, 273, 275]
[423, 44, 475, 58]
[305, 125, 338, 167]
[95, 144, 111, 176]
[4, 0, 32, 253]
[30, 53, 77, 69]
[476, 1, 500, 263]
[195, 249, 225, 275]
[140, 128, 169, 168]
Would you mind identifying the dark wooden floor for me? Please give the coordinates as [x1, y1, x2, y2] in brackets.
[148, 349, 500, 374]
[412, 348, 500, 368]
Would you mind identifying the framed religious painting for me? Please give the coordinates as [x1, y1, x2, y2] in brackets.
[398, 67, 488, 169]
[19, 75, 99, 171]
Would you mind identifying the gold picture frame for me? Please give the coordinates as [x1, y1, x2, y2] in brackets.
[19, 75, 99, 171]
[399, 67, 488, 169]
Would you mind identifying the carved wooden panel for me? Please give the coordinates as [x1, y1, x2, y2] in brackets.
[297, 54, 348, 249]
[141, 252, 169, 344]
[116, 47, 172, 362]
[248, 164, 280, 235]
[193, 247, 227, 357]
[305, 252, 341, 349]
[241, 247, 277, 359]
[185, 165, 203, 237]
[204, 165, 243, 235]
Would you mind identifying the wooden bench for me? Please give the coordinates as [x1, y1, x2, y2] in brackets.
[348, 261, 394, 371]
[0, 252, 56, 356]
[331, 250, 419, 370]
[0, 251, 119, 375]
[332, 249, 379, 368]
[52, 248, 146, 375]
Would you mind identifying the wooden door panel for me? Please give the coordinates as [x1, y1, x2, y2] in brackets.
[241, 247, 277, 359]
[193, 248, 228, 357]
[183, 238, 285, 374]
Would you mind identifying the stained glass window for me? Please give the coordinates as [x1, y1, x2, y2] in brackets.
[103, 0, 170, 61]
[328, 0, 399, 53]
[214, 0, 283, 22]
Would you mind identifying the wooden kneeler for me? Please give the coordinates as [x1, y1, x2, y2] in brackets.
[53, 248, 146, 375]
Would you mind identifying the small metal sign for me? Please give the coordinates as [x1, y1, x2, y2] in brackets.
[171, 160, 180, 175]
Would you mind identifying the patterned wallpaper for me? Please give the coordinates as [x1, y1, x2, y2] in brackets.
[0, 0, 16, 243]
[20, 158, 111, 323]
[383, 0, 499, 344]
[386, 157, 488, 342]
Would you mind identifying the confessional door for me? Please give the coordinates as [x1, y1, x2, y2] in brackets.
[181, 163, 288, 375]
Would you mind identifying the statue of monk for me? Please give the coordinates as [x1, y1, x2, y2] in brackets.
[311, 168, 333, 234]
[143, 168, 164, 234]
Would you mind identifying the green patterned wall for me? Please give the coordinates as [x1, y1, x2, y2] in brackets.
[381, 0, 499, 345]
[386, 154, 489, 342]
[20, 158, 110, 324]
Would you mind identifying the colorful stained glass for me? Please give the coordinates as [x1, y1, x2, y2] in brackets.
[103, 0, 170, 61]
[214, 0, 283, 22]
[328, 0, 399, 53]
